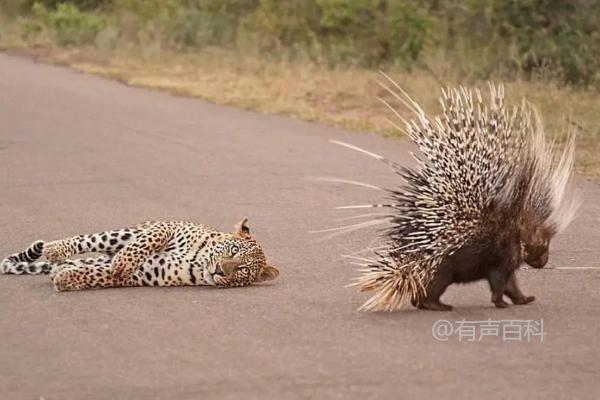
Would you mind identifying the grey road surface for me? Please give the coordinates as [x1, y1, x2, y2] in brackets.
[1, 53, 599, 400]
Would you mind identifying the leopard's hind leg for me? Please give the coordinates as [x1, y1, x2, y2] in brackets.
[49, 255, 113, 279]
[1, 240, 51, 274]
[43, 226, 145, 263]
[0, 240, 114, 277]
[52, 256, 143, 291]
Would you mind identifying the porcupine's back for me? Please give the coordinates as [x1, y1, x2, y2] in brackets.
[338, 75, 578, 312]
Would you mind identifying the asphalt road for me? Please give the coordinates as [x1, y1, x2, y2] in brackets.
[1, 53, 599, 400]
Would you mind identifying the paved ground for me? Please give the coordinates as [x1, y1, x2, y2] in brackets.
[0, 53, 599, 400]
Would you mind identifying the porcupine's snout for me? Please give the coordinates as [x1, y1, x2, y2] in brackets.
[522, 225, 553, 268]
[522, 226, 554, 268]
[524, 247, 549, 268]
[523, 238, 550, 268]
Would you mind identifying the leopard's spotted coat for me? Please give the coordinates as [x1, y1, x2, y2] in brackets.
[1, 219, 279, 291]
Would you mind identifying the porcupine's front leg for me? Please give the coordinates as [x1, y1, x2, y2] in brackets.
[488, 268, 512, 308]
[110, 223, 175, 283]
[504, 272, 535, 305]
[488, 244, 524, 308]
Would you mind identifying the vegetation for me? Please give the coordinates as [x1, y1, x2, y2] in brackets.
[0, 0, 598, 173]
[2, 0, 599, 86]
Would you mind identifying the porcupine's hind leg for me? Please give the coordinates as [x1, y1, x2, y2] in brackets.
[413, 269, 454, 311]
[42, 226, 144, 263]
[419, 284, 454, 311]
[504, 272, 535, 305]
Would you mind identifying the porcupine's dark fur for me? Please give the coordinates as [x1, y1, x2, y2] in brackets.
[330, 73, 579, 311]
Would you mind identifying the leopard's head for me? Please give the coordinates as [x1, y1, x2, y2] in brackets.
[211, 218, 279, 287]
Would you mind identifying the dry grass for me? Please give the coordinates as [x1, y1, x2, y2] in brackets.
[4, 45, 599, 175]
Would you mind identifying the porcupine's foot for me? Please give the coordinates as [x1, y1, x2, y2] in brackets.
[493, 298, 511, 308]
[510, 295, 535, 305]
[418, 300, 454, 311]
[411, 294, 455, 311]
[491, 288, 511, 308]
[504, 272, 535, 305]
[411, 296, 454, 311]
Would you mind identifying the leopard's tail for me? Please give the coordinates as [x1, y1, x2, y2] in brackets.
[1, 240, 52, 275]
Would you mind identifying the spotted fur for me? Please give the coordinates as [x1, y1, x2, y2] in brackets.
[1, 240, 47, 274]
[1, 219, 279, 291]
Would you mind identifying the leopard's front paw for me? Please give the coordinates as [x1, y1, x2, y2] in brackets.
[213, 274, 231, 287]
[43, 241, 72, 263]
[110, 260, 135, 282]
[49, 263, 70, 279]
[52, 268, 84, 292]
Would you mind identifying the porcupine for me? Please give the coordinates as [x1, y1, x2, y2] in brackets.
[330, 73, 579, 312]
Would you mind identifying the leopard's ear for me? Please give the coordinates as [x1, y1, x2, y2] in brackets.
[256, 265, 279, 283]
[233, 218, 251, 239]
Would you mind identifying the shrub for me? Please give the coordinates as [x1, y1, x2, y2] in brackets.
[24, 0, 111, 11]
[32, 2, 106, 46]
[3, 0, 600, 87]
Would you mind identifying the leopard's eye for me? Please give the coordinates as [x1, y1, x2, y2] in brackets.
[238, 266, 249, 275]
[230, 245, 239, 255]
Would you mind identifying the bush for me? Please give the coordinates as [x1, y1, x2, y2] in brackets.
[169, 0, 260, 49]
[24, 0, 111, 11]
[423, 0, 600, 86]
[32, 2, 106, 46]
[317, 0, 429, 66]
[3, 0, 600, 87]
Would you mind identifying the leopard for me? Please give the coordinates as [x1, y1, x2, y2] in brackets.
[0, 218, 279, 291]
